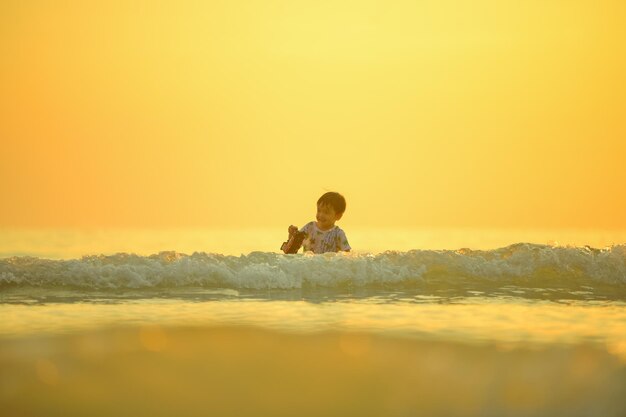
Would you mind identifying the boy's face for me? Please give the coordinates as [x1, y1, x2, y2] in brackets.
[316, 203, 342, 230]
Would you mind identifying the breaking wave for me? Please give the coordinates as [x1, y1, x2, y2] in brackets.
[1, 243, 625, 294]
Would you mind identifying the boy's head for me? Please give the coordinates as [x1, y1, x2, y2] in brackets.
[315, 192, 346, 230]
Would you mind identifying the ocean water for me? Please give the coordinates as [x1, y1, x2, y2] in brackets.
[1, 229, 626, 417]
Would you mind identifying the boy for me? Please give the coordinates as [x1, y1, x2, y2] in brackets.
[284, 192, 351, 254]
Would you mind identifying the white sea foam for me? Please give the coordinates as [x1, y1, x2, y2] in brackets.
[1, 243, 625, 291]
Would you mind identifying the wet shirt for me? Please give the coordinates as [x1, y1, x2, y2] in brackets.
[299, 222, 351, 254]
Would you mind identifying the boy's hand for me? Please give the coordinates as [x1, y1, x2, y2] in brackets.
[288, 225, 298, 237]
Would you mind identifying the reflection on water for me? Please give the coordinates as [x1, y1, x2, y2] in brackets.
[1, 292, 626, 416]
[1, 297, 625, 361]
[1, 324, 625, 417]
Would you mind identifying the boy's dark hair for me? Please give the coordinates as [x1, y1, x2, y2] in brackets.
[317, 192, 346, 215]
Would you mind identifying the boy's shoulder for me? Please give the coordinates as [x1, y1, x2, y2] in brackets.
[301, 222, 348, 235]
[299, 221, 316, 233]
[334, 225, 348, 235]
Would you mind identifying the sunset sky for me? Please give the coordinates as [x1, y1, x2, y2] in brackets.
[1, 0, 624, 230]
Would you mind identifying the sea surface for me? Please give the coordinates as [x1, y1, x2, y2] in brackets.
[1, 228, 626, 417]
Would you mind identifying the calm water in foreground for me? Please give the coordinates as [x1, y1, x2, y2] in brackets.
[1, 229, 626, 416]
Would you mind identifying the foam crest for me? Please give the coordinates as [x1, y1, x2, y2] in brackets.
[1, 243, 625, 291]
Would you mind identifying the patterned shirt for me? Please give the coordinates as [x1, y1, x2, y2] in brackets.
[299, 221, 351, 254]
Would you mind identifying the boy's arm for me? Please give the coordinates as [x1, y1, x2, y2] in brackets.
[337, 230, 351, 252]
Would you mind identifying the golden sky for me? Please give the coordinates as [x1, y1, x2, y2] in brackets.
[1, 0, 624, 230]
